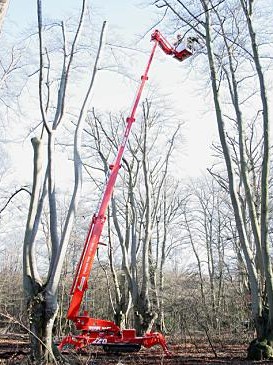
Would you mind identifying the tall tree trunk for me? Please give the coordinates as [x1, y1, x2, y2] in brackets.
[239, 0, 273, 358]
[201, 0, 262, 333]
[0, 0, 9, 33]
[23, 1, 106, 361]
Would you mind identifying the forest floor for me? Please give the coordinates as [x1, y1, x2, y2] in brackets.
[0, 333, 272, 365]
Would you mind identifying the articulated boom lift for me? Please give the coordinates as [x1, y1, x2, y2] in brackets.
[151, 30, 195, 62]
[59, 30, 195, 355]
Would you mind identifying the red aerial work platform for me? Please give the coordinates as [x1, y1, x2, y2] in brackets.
[58, 30, 196, 356]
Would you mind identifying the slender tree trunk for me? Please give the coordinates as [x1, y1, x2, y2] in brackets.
[201, 0, 262, 332]
[23, 2, 106, 360]
[0, 0, 9, 33]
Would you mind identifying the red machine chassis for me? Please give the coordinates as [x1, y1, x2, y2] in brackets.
[59, 30, 194, 356]
[58, 318, 170, 354]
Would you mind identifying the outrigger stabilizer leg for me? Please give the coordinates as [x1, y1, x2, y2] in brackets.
[58, 322, 171, 355]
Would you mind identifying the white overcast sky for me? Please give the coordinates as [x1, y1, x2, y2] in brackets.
[4, 0, 218, 183]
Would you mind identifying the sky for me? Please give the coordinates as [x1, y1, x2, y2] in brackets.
[4, 0, 218, 184]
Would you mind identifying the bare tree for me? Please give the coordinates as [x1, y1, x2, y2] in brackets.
[22, 1, 106, 363]
[83, 99, 183, 335]
[152, 0, 272, 358]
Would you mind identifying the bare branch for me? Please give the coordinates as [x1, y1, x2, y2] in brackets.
[0, 187, 31, 214]
[37, 0, 51, 134]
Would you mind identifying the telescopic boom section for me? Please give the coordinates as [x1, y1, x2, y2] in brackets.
[60, 30, 194, 356]
[67, 39, 158, 322]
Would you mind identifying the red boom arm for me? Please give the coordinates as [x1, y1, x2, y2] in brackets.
[59, 30, 194, 356]
[67, 38, 158, 321]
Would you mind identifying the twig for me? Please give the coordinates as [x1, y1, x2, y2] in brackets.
[0, 187, 31, 215]
[0, 312, 58, 365]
